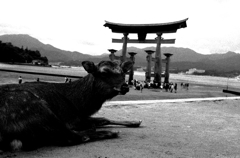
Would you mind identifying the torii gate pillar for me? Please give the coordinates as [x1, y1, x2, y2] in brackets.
[154, 33, 162, 85]
[164, 53, 173, 84]
[121, 33, 129, 62]
[145, 50, 155, 82]
[108, 49, 117, 61]
[128, 52, 137, 85]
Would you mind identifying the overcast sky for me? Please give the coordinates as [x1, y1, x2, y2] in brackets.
[0, 0, 240, 55]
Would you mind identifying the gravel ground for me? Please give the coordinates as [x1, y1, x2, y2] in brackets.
[2, 98, 240, 158]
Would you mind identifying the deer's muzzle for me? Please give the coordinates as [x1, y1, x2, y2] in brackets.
[119, 83, 129, 95]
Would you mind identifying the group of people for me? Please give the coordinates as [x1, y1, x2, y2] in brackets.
[181, 82, 189, 90]
[131, 79, 144, 92]
[18, 76, 187, 94]
[163, 82, 178, 93]
[64, 77, 72, 83]
[143, 80, 161, 89]
[130, 79, 181, 93]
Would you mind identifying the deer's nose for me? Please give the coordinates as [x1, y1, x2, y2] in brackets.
[119, 83, 129, 95]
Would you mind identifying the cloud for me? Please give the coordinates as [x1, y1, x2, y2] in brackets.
[80, 41, 95, 46]
[1, 0, 240, 55]
[0, 23, 30, 35]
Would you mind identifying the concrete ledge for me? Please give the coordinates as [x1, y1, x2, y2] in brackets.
[223, 89, 240, 95]
[105, 97, 240, 105]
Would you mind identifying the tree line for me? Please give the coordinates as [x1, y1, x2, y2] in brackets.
[0, 41, 48, 65]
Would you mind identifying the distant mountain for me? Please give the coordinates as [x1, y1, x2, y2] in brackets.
[0, 34, 92, 62]
[207, 51, 238, 60]
[114, 46, 240, 74]
[115, 46, 206, 63]
[1, 34, 240, 76]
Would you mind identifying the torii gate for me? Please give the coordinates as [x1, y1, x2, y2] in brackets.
[104, 18, 188, 85]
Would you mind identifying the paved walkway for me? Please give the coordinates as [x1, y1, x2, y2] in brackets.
[105, 96, 240, 105]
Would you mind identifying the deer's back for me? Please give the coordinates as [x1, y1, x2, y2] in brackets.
[0, 83, 81, 129]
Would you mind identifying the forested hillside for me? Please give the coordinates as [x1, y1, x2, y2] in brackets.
[0, 41, 48, 64]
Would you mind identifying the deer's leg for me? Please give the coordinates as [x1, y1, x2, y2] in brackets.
[71, 129, 119, 143]
[45, 118, 120, 146]
[85, 117, 142, 128]
[58, 118, 141, 145]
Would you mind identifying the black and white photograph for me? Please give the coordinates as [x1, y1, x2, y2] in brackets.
[1, 0, 240, 157]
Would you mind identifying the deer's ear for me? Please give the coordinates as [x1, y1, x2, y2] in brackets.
[121, 61, 133, 73]
[82, 61, 97, 73]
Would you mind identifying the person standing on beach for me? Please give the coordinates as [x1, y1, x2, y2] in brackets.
[174, 83, 178, 93]
[18, 76, 22, 84]
[65, 77, 68, 83]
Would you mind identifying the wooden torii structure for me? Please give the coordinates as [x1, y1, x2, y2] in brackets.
[104, 18, 188, 85]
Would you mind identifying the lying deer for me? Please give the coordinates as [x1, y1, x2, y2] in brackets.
[0, 60, 141, 152]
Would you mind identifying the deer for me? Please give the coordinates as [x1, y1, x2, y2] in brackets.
[0, 60, 141, 152]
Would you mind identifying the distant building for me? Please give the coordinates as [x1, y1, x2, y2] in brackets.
[186, 68, 205, 74]
[32, 59, 48, 66]
[136, 67, 145, 71]
[235, 75, 240, 81]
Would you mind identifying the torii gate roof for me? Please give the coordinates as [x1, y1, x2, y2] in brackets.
[104, 18, 188, 34]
